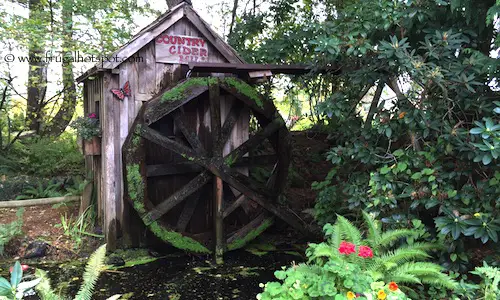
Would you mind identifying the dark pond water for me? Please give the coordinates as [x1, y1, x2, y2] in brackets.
[3, 249, 302, 300]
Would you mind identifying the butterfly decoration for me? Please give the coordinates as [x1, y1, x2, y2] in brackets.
[111, 81, 131, 100]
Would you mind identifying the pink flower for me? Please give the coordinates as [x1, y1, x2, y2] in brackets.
[338, 241, 356, 255]
[9, 264, 29, 273]
[88, 113, 97, 119]
[357, 246, 373, 258]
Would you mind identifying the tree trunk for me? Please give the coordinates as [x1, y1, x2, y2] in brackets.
[42, 0, 76, 137]
[26, 0, 48, 134]
[229, 0, 239, 36]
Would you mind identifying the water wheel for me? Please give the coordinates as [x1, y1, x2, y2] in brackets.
[123, 77, 310, 260]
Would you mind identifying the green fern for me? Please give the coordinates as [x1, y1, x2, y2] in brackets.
[35, 269, 63, 300]
[74, 244, 107, 300]
[317, 212, 457, 291]
[35, 244, 106, 300]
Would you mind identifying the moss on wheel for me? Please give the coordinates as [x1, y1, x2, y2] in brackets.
[161, 77, 217, 102]
[149, 221, 211, 254]
[227, 218, 274, 251]
[223, 77, 264, 108]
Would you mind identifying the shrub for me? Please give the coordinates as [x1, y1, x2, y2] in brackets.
[257, 212, 455, 300]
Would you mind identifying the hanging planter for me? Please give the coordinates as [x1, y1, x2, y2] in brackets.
[83, 136, 101, 156]
[71, 112, 101, 156]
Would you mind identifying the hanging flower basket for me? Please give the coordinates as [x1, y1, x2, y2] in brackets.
[83, 136, 101, 156]
[71, 112, 101, 156]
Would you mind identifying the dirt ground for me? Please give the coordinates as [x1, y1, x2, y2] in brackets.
[0, 203, 81, 260]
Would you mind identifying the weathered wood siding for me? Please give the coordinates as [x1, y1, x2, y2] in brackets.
[83, 14, 246, 248]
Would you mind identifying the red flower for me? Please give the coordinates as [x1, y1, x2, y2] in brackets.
[88, 113, 97, 119]
[338, 241, 356, 255]
[388, 281, 398, 291]
[9, 264, 29, 273]
[357, 245, 373, 258]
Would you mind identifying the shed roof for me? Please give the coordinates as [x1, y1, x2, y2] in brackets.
[76, 2, 244, 82]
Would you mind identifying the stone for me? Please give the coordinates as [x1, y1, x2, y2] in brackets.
[23, 240, 49, 259]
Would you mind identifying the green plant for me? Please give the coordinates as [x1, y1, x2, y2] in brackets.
[55, 205, 102, 249]
[0, 262, 41, 299]
[470, 262, 500, 300]
[0, 208, 24, 255]
[313, 212, 457, 292]
[258, 212, 455, 299]
[70, 113, 100, 141]
[15, 181, 62, 200]
[35, 244, 107, 300]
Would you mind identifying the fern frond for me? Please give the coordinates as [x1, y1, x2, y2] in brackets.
[362, 211, 381, 246]
[74, 244, 107, 300]
[376, 248, 430, 268]
[390, 262, 457, 290]
[336, 215, 362, 245]
[377, 229, 414, 248]
[35, 269, 61, 300]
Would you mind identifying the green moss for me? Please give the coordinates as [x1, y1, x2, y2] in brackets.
[126, 164, 143, 203]
[161, 77, 217, 103]
[223, 77, 264, 108]
[133, 200, 146, 214]
[227, 218, 274, 251]
[149, 221, 211, 253]
[224, 154, 235, 167]
[132, 134, 141, 147]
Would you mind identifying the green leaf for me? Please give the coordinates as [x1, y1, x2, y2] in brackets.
[385, 127, 392, 138]
[428, 175, 436, 182]
[397, 162, 408, 172]
[482, 154, 492, 165]
[450, 253, 457, 262]
[469, 127, 484, 134]
[380, 166, 391, 175]
[393, 149, 404, 157]
[411, 172, 422, 180]
[0, 278, 12, 297]
[10, 262, 22, 288]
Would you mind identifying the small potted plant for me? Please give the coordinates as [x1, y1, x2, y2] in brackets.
[71, 112, 101, 155]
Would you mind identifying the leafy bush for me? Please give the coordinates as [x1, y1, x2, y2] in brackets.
[15, 181, 62, 200]
[0, 208, 24, 256]
[70, 113, 100, 141]
[257, 212, 455, 300]
[470, 262, 500, 300]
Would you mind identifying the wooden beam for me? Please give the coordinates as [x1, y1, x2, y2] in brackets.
[231, 155, 277, 168]
[219, 101, 243, 147]
[226, 213, 274, 250]
[222, 193, 246, 219]
[146, 162, 203, 177]
[176, 189, 203, 232]
[214, 176, 224, 264]
[224, 117, 283, 165]
[172, 110, 207, 155]
[140, 126, 203, 163]
[145, 171, 211, 223]
[214, 169, 311, 236]
[0, 196, 81, 208]
[209, 81, 222, 156]
[143, 84, 208, 125]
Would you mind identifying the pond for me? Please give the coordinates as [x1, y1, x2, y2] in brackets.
[4, 247, 303, 300]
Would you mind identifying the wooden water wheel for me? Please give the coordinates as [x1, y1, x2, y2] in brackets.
[123, 77, 311, 260]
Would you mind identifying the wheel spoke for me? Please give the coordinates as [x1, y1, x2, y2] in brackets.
[173, 110, 208, 156]
[140, 126, 207, 166]
[231, 155, 277, 168]
[146, 162, 202, 177]
[226, 213, 274, 251]
[209, 81, 222, 156]
[145, 171, 211, 223]
[219, 102, 244, 147]
[176, 188, 203, 231]
[222, 193, 246, 219]
[224, 117, 282, 164]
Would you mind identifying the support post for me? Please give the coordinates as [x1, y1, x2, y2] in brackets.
[214, 176, 224, 264]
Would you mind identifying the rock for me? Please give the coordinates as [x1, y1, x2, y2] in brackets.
[23, 240, 49, 259]
[106, 256, 125, 266]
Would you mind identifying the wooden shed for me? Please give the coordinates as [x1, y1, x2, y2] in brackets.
[77, 0, 311, 259]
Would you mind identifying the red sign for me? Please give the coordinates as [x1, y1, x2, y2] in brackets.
[155, 34, 209, 64]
